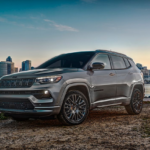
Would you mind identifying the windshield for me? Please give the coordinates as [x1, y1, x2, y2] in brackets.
[36, 52, 95, 69]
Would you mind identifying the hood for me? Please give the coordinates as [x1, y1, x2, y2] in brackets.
[1, 68, 81, 79]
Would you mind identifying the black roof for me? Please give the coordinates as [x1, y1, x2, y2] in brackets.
[63, 49, 132, 60]
[95, 49, 132, 60]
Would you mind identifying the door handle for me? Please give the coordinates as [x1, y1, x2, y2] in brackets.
[109, 73, 115, 76]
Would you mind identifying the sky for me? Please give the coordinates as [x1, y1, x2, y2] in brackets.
[0, 0, 150, 69]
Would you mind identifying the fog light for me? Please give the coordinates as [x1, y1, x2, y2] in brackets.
[44, 90, 49, 94]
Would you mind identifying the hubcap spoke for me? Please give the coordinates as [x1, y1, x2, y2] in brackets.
[132, 91, 143, 113]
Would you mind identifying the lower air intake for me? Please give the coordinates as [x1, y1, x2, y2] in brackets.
[0, 98, 34, 110]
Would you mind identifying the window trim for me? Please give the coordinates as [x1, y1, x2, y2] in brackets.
[110, 54, 132, 70]
[123, 57, 131, 69]
[84, 53, 97, 70]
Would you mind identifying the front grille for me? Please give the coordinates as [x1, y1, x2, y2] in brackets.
[0, 98, 34, 110]
[0, 78, 35, 88]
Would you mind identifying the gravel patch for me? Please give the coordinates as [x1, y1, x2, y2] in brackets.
[0, 104, 150, 150]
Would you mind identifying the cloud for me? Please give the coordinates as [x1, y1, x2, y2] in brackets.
[81, 0, 97, 3]
[54, 24, 78, 32]
[44, 19, 55, 23]
[0, 15, 79, 32]
[0, 16, 52, 31]
[44, 19, 78, 32]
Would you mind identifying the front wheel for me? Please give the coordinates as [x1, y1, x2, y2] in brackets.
[125, 88, 143, 115]
[57, 91, 89, 125]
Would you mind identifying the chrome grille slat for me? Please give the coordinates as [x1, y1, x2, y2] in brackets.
[0, 78, 35, 88]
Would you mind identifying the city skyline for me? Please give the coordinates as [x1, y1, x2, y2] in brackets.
[0, 56, 35, 77]
[0, 0, 150, 69]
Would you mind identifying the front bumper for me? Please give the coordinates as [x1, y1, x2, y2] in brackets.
[0, 94, 60, 118]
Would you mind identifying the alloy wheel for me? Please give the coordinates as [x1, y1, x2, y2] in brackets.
[132, 90, 143, 113]
[64, 94, 87, 123]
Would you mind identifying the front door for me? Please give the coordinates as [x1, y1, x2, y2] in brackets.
[90, 53, 117, 103]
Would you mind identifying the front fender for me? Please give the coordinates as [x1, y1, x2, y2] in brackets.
[56, 79, 92, 114]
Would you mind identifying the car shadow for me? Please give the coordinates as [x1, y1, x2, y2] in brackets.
[0, 107, 130, 130]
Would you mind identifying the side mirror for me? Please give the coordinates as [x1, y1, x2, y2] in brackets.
[91, 62, 105, 70]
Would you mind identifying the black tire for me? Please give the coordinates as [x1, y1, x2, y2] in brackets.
[12, 117, 29, 121]
[125, 88, 143, 115]
[57, 91, 89, 125]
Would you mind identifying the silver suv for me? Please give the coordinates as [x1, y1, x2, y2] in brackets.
[0, 50, 144, 125]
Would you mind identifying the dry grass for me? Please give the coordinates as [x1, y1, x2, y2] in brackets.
[0, 104, 150, 150]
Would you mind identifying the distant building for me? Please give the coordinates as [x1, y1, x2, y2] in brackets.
[142, 66, 147, 69]
[141, 67, 149, 78]
[19, 68, 22, 72]
[0, 57, 16, 77]
[22, 61, 25, 71]
[15, 67, 18, 73]
[0, 62, 7, 77]
[6, 56, 12, 62]
[7, 62, 11, 74]
[31, 66, 34, 70]
[136, 63, 149, 78]
[22, 60, 31, 71]
[136, 63, 142, 70]
[1, 61, 15, 74]
[25, 60, 31, 71]
[11, 62, 15, 73]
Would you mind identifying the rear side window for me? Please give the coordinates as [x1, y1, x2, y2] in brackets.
[111, 55, 126, 69]
[92, 54, 111, 69]
[124, 58, 131, 68]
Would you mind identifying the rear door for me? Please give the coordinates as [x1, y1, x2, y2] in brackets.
[110, 55, 132, 97]
[90, 53, 117, 103]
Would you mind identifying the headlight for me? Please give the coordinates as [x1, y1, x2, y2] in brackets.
[36, 76, 62, 84]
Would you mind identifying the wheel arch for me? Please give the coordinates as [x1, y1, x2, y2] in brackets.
[130, 83, 144, 98]
[58, 83, 92, 112]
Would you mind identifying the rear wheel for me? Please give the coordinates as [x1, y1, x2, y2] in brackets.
[125, 88, 143, 115]
[57, 91, 89, 125]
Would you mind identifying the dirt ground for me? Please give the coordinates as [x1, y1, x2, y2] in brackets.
[0, 104, 150, 150]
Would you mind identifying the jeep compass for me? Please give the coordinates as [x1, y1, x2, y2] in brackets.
[0, 50, 144, 125]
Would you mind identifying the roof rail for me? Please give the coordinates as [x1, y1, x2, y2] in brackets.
[96, 49, 127, 56]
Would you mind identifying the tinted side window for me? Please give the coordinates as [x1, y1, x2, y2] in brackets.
[124, 58, 130, 68]
[36, 52, 95, 69]
[48, 60, 61, 68]
[92, 54, 111, 69]
[111, 55, 126, 69]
